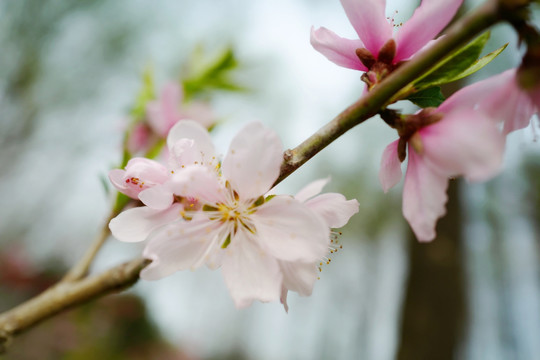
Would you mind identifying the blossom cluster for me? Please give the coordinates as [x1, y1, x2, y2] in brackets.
[312, 0, 539, 241]
[109, 120, 359, 309]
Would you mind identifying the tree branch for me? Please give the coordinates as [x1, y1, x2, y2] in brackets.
[275, 0, 504, 185]
[0, 258, 150, 353]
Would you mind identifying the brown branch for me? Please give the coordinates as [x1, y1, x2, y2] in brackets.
[0, 258, 150, 353]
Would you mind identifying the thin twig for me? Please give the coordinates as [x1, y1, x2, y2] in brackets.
[62, 210, 118, 282]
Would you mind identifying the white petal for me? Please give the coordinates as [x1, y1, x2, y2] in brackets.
[295, 177, 330, 203]
[138, 184, 173, 210]
[304, 193, 359, 228]
[168, 166, 226, 205]
[222, 122, 283, 200]
[109, 204, 183, 243]
[141, 215, 222, 280]
[251, 196, 329, 262]
[166, 120, 216, 161]
[280, 261, 319, 297]
[221, 230, 283, 308]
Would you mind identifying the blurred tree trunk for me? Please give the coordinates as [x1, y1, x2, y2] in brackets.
[397, 180, 466, 360]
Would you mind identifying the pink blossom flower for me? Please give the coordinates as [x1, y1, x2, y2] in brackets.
[139, 122, 357, 308]
[109, 158, 169, 200]
[311, 0, 462, 85]
[146, 82, 214, 137]
[109, 120, 218, 243]
[379, 87, 506, 242]
[280, 177, 359, 312]
[443, 69, 538, 134]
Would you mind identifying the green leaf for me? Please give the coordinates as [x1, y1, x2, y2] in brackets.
[129, 67, 156, 119]
[443, 43, 508, 83]
[182, 46, 247, 99]
[406, 87, 446, 108]
[414, 31, 491, 89]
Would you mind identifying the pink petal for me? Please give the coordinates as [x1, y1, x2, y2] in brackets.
[303, 193, 359, 228]
[222, 122, 283, 200]
[280, 260, 319, 296]
[181, 101, 215, 129]
[168, 166, 226, 205]
[310, 27, 367, 71]
[339, 0, 392, 56]
[139, 184, 173, 210]
[379, 139, 402, 192]
[109, 204, 183, 243]
[167, 120, 216, 162]
[141, 215, 222, 280]
[251, 196, 329, 262]
[108, 158, 169, 199]
[440, 68, 536, 133]
[294, 177, 330, 203]
[395, 0, 463, 61]
[420, 109, 505, 182]
[477, 70, 536, 134]
[221, 229, 283, 308]
[403, 147, 448, 242]
[147, 83, 183, 136]
[438, 70, 512, 114]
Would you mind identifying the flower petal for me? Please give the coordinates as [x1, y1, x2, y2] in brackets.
[109, 158, 169, 199]
[167, 120, 216, 162]
[303, 193, 359, 228]
[379, 139, 402, 192]
[181, 101, 214, 129]
[109, 204, 183, 243]
[141, 215, 222, 280]
[339, 0, 392, 56]
[147, 83, 183, 136]
[310, 27, 367, 71]
[438, 70, 511, 114]
[294, 177, 330, 203]
[280, 260, 319, 297]
[477, 70, 536, 134]
[395, 0, 463, 61]
[420, 109, 505, 182]
[221, 229, 283, 308]
[222, 122, 283, 199]
[168, 166, 226, 205]
[251, 196, 329, 262]
[403, 147, 448, 242]
[139, 184, 174, 210]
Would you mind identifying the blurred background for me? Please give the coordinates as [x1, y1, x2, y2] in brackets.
[0, 0, 539, 359]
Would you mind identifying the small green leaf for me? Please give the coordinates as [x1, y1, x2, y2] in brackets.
[129, 67, 156, 119]
[182, 46, 247, 99]
[443, 43, 508, 83]
[414, 31, 491, 89]
[406, 87, 446, 108]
